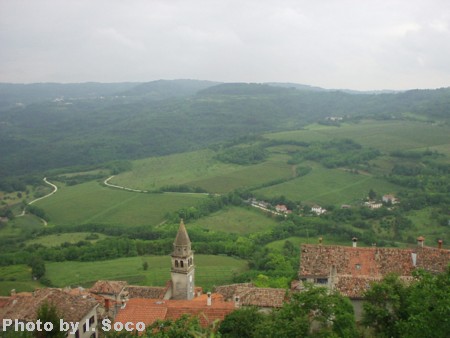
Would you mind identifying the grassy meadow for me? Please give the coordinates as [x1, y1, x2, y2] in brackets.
[45, 255, 248, 291]
[265, 235, 353, 251]
[33, 181, 207, 226]
[26, 232, 109, 247]
[265, 120, 450, 153]
[112, 150, 293, 193]
[0, 255, 248, 295]
[254, 166, 402, 205]
[112, 149, 240, 191]
[191, 206, 279, 234]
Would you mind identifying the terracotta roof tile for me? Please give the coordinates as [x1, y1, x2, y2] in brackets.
[299, 244, 450, 298]
[0, 288, 98, 323]
[90, 280, 127, 295]
[127, 286, 167, 299]
[214, 283, 287, 308]
[0, 297, 10, 308]
[115, 299, 167, 327]
[115, 294, 235, 328]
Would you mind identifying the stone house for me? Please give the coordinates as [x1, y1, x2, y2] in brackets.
[298, 237, 450, 319]
[0, 288, 99, 338]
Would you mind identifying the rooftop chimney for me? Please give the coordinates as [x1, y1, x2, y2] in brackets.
[105, 298, 110, 311]
[417, 236, 425, 248]
[438, 239, 443, 250]
[234, 295, 241, 309]
[352, 237, 358, 248]
[207, 292, 212, 306]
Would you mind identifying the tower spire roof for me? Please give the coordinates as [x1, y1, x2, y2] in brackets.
[174, 219, 191, 246]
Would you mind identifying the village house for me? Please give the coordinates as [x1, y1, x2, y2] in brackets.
[275, 204, 288, 213]
[382, 194, 398, 204]
[297, 237, 450, 319]
[214, 283, 287, 312]
[0, 288, 99, 338]
[311, 205, 327, 215]
[364, 201, 382, 209]
[114, 292, 236, 329]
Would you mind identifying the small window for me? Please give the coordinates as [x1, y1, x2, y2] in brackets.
[355, 264, 361, 270]
[89, 315, 95, 326]
[180, 261, 184, 268]
[316, 278, 328, 284]
[175, 260, 179, 267]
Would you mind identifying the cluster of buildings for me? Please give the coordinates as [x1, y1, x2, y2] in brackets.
[364, 194, 399, 209]
[0, 220, 449, 336]
[298, 236, 449, 318]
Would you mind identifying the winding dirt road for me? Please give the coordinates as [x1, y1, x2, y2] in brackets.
[17, 177, 58, 222]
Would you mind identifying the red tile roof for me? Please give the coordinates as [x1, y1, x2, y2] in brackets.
[214, 283, 287, 308]
[127, 286, 167, 299]
[0, 297, 10, 309]
[0, 288, 98, 323]
[115, 299, 168, 327]
[90, 280, 127, 295]
[115, 294, 235, 329]
[299, 244, 450, 298]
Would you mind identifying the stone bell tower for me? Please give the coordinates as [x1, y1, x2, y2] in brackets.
[170, 219, 195, 300]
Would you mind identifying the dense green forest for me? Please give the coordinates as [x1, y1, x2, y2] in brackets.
[1, 81, 449, 177]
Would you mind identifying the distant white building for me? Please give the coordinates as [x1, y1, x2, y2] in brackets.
[311, 206, 327, 215]
[364, 201, 382, 209]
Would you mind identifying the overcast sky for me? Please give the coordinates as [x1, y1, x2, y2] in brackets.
[0, 0, 449, 90]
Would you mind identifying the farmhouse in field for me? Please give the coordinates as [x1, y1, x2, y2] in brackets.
[297, 237, 450, 319]
[364, 201, 382, 209]
[275, 204, 288, 213]
[311, 205, 327, 215]
[382, 194, 398, 204]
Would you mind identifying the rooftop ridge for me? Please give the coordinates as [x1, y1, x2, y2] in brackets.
[301, 243, 449, 252]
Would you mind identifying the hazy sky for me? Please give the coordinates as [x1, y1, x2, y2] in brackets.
[1, 0, 449, 90]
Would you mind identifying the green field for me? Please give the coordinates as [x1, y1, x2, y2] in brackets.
[265, 236, 353, 251]
[0, 265, 42, 296]
[1, 214, 43, 238]
[265, 120, 450, 153]
[34, 181, 207, 226]
[404, 208, 450, 246]
[46, 255, 248, 291]
[26, 232, 109, 247]
[254, 166, 402, 205]
[191, 206, 278, 234]
[112, 150, 241, 191]
[187, 155, 293, 193]
[112, 150, 293, 193]
[0, 255, 248, 295]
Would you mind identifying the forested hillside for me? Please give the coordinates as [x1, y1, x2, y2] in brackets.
[0, 81, 449, 178]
